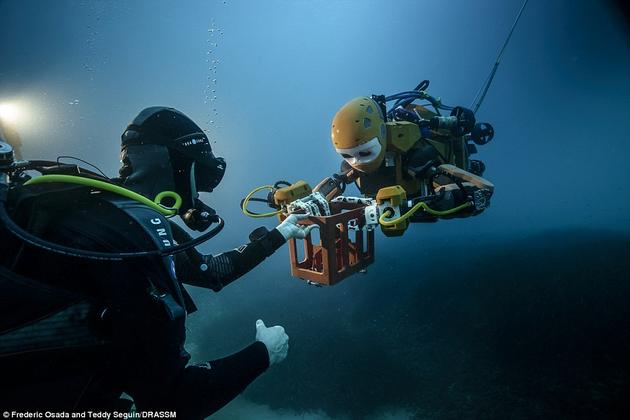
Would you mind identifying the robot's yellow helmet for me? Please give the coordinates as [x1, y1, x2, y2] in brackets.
[331, 96, 387, 173]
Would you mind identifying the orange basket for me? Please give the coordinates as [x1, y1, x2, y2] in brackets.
[287, 201, 375, 286]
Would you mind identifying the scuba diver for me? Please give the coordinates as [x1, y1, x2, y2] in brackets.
[0, 107, 314, 416]
[312, 82, 495, 225]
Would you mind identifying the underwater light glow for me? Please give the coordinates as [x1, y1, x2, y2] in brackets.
[0, 102, 22, 125]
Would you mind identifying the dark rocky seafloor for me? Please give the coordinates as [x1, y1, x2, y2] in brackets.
[188, 229, 630, 419]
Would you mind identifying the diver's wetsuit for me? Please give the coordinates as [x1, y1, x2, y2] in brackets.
[0, 187, 284, 417]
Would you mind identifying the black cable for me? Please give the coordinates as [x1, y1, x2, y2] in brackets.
[0, 198, 224, 261]
[56, 156, 109, 179]
[23, 160, 110, 181]
[414, 80, 430, 91]
[245, 197, 270, 203]
[273, 180, 291, 189]
[410, 188, 445, 205]
[471, 0, 529, 113]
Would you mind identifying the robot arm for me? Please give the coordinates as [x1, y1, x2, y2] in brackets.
[375, 164, 494, 236]
[312, 166, 359, 202]
[429, 164, 494, 216]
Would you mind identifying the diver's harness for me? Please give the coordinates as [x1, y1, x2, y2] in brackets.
[0, 140, 218, 357]
[0, 141, 224, 261]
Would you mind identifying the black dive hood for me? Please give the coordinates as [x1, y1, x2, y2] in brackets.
[119, 107, 226, 231]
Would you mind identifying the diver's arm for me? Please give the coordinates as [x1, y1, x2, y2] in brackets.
[128, 341, 270, 417]
[170, 221, 285, 291]
[169, 341, 270, 418]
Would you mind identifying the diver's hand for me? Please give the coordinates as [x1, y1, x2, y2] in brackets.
[275, 213, 318, 241]
[255, 319, 289, 366]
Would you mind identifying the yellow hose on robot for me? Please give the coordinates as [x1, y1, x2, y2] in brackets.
[241, 185, 282, 218]
[379, 201, 472, 226]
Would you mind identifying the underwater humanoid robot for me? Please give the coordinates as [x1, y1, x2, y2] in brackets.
[259, 82, 496, 235]
[241, 82, 497, 284]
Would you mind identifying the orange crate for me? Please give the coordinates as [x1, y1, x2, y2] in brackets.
[287, 202, 375, 286]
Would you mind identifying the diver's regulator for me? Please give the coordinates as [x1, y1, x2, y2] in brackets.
[0, 140, 30, 186]
[0, 140, 14, 169]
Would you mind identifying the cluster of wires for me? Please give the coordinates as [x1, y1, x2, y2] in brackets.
[384, 80, 454, 119]
[239, 180, 292, 218]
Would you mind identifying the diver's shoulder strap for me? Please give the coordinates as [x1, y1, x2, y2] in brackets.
[106, 197, 176, 251]
[106, 197, 195, 315]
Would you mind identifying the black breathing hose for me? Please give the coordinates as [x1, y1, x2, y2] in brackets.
[0, 187, 224, 261]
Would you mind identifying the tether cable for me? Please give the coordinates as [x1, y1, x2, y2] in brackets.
[471, 0, 529, 113]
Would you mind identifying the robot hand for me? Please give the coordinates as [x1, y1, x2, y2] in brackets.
[435, 164, 494, 212]
[255, 319, 289, 366]
[276, 213, 319, 241]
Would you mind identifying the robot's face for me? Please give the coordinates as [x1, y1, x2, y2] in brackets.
[335, 137, 384, 173]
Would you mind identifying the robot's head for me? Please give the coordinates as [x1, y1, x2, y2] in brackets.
[331, 97, 387, 173]
[119, 107, 226, 218]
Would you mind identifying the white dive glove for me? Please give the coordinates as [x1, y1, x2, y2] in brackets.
[255, 319, 289, 366]
[275, 213, 319, 241]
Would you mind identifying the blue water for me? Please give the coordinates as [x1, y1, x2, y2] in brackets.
[1, 0, 629, 417]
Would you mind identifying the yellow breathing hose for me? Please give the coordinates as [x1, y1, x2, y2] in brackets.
[379, 200, 472, 226]
[24, 174, 182, 217]
[241, 185, 282, 218]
